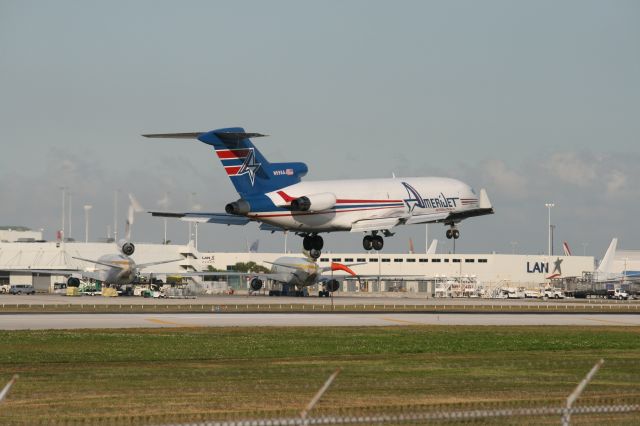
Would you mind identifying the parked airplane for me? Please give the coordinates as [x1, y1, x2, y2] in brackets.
[145, 128, 494, 259]
[205, 256, 361, 297]
[596, 238, 640, 282]
[22, 195, 181, 287]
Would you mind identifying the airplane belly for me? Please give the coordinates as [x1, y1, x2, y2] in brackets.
[259, 212, 348, 232]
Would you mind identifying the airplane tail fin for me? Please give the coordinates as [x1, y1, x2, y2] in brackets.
[144, 128, 308, 197]
[562, 241, 572, 256]
[597, 238, 618, 274]
[426, 239, 438, 254]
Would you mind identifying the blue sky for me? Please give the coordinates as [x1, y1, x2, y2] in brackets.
[1, 0, 639, 256]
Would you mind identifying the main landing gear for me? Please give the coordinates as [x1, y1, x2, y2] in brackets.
[362, 232, 384, 251]
[445, 226, 460, 239]
[302, 234, 323, 259]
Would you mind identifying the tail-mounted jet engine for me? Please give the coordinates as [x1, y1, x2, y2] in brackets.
[119, 240, 135, 256]
[225, 199, 251, 215]
[67, 277, 81, 287]
[290, 193, 336, 212]
[249, 277, 263, 291]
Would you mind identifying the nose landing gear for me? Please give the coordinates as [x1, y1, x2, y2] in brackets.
[445, 227, 460, 239]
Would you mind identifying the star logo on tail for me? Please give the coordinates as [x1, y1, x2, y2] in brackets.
[237, 149, 261, 186]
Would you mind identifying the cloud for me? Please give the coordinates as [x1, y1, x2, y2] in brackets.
[481, 159, 527, 197]
[545, 152, 597, 187]
[605, 169, 626, 196]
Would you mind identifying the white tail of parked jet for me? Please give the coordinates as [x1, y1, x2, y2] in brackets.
[596, 238, 618, 275]
[426, 239, 438, 254]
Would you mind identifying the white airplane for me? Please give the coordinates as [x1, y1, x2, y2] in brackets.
[22, 195, 181, 287]
[145, 128, 494, 259]
[210, 256, 361, 297]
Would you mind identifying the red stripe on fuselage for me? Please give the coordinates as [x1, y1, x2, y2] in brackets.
[216, 149, 251, 159]
[276, 190, 402, 204]
[250, 205, 402, 218]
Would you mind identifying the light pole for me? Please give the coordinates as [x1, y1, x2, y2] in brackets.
[582, 242, 588, 256]
[68, 192, 72, 241]
[60, 186, 67, 243]
[510, 241, 518, 254]
[113, 190, 120, 242]
[545, 203, 554, 256]
[83, 205, 92, 243]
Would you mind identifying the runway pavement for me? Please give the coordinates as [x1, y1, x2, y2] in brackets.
[3, 293, 637, 306]
[1, 312, 639, 329]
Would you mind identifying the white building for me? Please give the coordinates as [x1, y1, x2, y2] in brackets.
[0, 241, 594, 294]
[0, 227, 44, 243]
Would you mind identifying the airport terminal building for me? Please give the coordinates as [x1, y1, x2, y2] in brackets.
[0, 240, 595, 295]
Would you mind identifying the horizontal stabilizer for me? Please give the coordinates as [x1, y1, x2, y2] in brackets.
[142, 132, 204, 139]
[149, 211, 250, 225]
[142, 132, 267, 142]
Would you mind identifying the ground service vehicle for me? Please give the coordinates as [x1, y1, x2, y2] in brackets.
[9, 284, 35, 295]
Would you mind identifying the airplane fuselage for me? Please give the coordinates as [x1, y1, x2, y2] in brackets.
[94, 254, 137, 285]
[249, 177, 477, 232]
[267, 256, 321, 287]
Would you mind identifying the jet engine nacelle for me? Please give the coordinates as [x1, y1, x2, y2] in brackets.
[67, 277, 81, 287]
[118, 239, 135, 256]
[290, 192, 336, 212]
[249, 277, 263, 291]
[225, 199, 251, 215]
[325, 279, 340, 293]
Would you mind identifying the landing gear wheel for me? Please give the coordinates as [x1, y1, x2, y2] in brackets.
[311, 235, 324, 250]
[363, 235, 373, 250]
[303, 236, 313, 251]
[446, 229, 453, 239]
[309, 248, 321, 260]
[452, 229, 460, 239]
[372, 235, 384, 251]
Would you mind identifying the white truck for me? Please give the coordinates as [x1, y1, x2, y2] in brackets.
[543, 288, 565, 299]
[608, 288, 629, 300]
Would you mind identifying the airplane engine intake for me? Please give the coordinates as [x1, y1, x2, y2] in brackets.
[225, 199, 251, 215]
[325, 279, 340, 293]
[290, 192, 336, 212]
[120, 241, 135, 256]
[249, 278, 263, 291]
[67, 277, 81, 287]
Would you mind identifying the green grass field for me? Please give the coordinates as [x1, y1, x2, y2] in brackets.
[1, 326, 639, 425]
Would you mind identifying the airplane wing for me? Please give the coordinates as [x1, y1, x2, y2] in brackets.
[162, 271, 282, 280]
[3, 268, 80, 275]
[350, 217, 401, 233]
[149, 211, 251, 226]
[259, 223, 286, 232]
[137, 259, 183, 269]
[72, 256, 124, 269]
